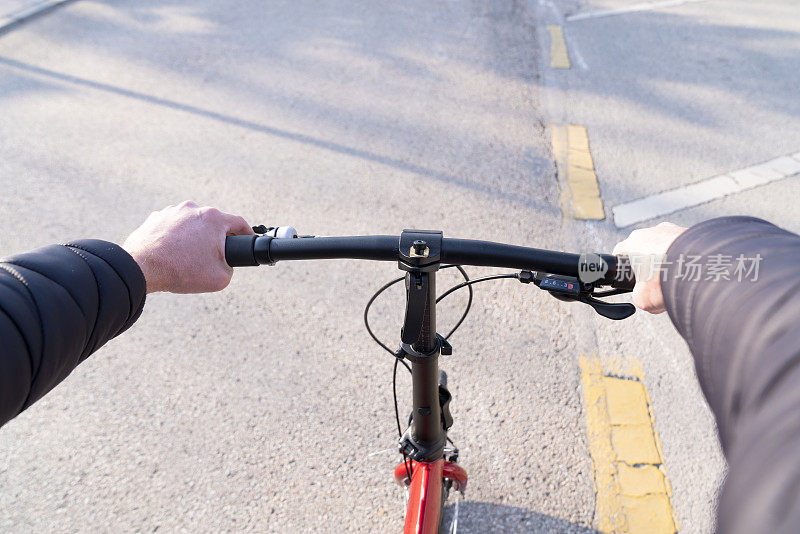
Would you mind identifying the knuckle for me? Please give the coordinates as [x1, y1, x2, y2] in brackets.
[199, 206, 221, 219]
[196, 207, 217, 222]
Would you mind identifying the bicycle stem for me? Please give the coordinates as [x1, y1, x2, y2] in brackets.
[408, 270, 444, 458]
[397, 230, 448, 462]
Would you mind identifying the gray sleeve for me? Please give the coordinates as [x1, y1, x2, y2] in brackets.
[661, 216, 800, 534]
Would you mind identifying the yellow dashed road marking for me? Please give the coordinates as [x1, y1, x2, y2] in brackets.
[580, 358, 678, 533]
[552, 125, 605, 220]
[547, 25, 571, 69]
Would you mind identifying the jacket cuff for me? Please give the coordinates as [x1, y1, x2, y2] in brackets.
[63, 239, 147, 328]
[660, 216, 774, 338]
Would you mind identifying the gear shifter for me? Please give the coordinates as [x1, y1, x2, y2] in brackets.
[533, 273, 635, 320]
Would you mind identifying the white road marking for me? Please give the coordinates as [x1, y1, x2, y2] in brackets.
[767, 156, 800, 176]
[539, 0, 566, 24]
[612, 152, 800, 227]
[566, 0, 707, 23]
[0, 0, 71, 32]
[565, 28, 589, 70]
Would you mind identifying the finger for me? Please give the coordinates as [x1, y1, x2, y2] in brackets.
[214, 265, 233, 290]
[612, 239, 627, 256]
[632, 284, 655, 312]
[633, 284, 666, 314]
[631, 284, 645, 309]
[220, 213, 255, 236]
[642, 298, 666, 314]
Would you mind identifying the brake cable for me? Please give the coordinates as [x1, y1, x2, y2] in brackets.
[364, 264, 475, 373]
[367, 267, 542, 484]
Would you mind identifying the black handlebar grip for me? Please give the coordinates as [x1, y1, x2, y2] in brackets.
[225, 235, 259, 267]
[611, 255, 636, 291]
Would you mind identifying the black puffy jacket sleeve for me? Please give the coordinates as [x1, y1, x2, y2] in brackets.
[0, 239, 146, 428]
[661, 216, 800, 534]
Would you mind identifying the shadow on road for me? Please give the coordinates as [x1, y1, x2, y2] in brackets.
[0, 0, 569, 215]
[1, 1, 798, 219]
[0, 0, 78, 38]
[0, 54, 556, 210]
[441, 500, 599, 533]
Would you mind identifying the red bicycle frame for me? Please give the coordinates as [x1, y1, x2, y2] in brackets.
[404, 459, 443, 534]
[394, 459, 468, 534]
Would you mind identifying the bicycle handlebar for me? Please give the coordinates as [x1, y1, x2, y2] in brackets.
[225, 232, 636, 290]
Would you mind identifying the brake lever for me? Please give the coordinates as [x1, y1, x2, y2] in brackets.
[532, 273, 635, 320]
[577, 293, 635, 320]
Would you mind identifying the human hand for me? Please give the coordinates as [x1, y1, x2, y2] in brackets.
[612, 222, 688, 314]
[122, 201, 255, 294]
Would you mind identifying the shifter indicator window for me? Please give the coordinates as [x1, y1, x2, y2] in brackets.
[540, 277, 580, 295]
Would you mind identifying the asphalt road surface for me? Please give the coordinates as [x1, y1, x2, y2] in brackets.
[1, 0, 798, 532]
